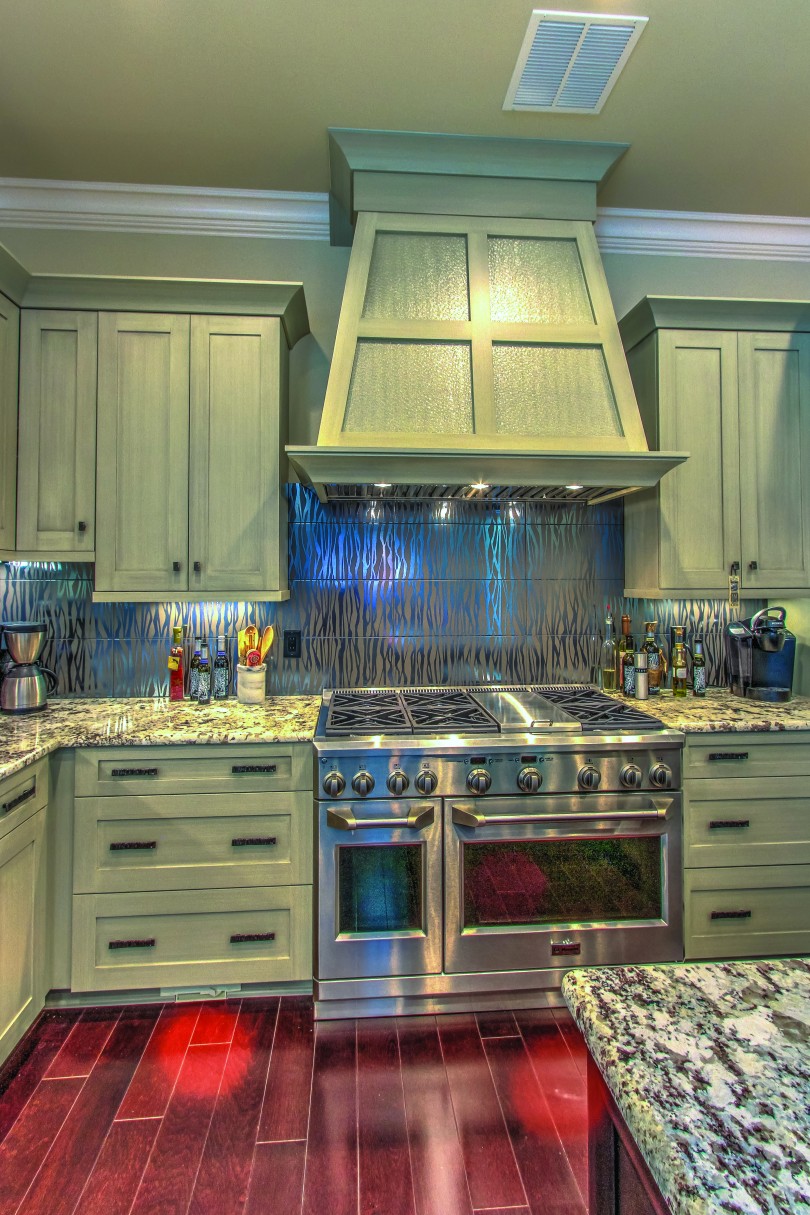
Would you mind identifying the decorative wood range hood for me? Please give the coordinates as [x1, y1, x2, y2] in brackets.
[286, 129, 688, 504]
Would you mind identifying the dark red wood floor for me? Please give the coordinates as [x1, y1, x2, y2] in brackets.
[0, 997, 588, 1215]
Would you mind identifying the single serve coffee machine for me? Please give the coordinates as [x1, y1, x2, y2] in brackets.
[1, 621, 57, 712]
[724, 606, 795, 702]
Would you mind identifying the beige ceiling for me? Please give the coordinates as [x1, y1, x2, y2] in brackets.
[1, 0, 808, 217]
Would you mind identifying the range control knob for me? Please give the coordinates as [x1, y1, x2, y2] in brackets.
[620, 763, 644, 790]
[415, 769, 438, 796]
[467, 768, 492, 795]
[351, 770, 375, 796]
[649, 762, 673, 790]
[322, 771, 346, 797]
[517, 766, 543, 794]
[578, 764, 601, 791]
[387, 770, 409, 796]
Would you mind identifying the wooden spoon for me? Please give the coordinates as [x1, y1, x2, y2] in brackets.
[260, 625, 275, 662]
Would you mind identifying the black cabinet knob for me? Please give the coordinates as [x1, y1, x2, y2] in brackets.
[172, 560, 181, 573]
[77, 520, 87, 533]
[193, 560, 202, 573]
[749, 560, 758, 570]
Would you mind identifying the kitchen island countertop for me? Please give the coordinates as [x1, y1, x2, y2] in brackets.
[0, 695, 322, 782]
[562, 958, 810, 1215]
[611, 686, 810, 732]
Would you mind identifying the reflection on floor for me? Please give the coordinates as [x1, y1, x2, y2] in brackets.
[0, 996, 588, 1215]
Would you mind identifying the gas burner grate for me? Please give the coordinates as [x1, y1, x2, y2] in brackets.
[532, 686, 665, 731]
[401, 690, 499, 734]
[325, 691, 415, 736]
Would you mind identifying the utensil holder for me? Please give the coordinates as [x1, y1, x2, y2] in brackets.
[236, 663, 266, 704]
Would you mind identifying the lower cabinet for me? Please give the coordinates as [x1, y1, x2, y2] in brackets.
[683, 732, 810, 960]
[70, 744, 314, 994]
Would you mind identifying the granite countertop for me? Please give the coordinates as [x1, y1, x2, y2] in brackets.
[615, 687, 810, 733]
[0, 696, 322, 783]
[562, 959, 810, 1215]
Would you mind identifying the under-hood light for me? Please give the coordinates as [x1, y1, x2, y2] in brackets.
[469, 482, 491, 492]
[373, 482, 392, 488]
[565, 484, 584, 491]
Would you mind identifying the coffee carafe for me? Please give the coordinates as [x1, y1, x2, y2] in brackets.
[1, 622, 57, 712]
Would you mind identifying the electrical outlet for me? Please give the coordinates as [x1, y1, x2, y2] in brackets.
[283, 630, 302, 658]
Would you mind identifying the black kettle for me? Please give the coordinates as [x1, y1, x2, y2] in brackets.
[748, 606, 787, 652]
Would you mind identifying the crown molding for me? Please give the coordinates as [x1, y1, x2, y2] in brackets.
[0, 177, 808, 261]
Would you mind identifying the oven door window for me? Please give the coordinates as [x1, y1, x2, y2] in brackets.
[463, 836, 663, 926]
[338, 844, 423, 934]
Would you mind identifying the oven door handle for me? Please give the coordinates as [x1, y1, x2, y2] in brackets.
[451, 799, 673, 828]
[327, 804, 435, 832]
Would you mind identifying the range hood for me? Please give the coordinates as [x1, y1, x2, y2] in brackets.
[287, 129, 687, 504]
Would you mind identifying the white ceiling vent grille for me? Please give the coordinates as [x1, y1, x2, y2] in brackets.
[504, 10, 647, 114]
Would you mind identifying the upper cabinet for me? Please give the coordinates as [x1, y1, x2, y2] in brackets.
[0, 293, 20, 552]
[620, 298, 810, 598]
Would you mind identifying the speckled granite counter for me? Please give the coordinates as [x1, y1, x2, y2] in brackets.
[563, 959, 810, 1215]
[0, 696, 322, 783]
[613, 687, 810, 733]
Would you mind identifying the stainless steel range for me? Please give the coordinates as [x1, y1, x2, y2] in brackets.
[313, 684, 684, 1019]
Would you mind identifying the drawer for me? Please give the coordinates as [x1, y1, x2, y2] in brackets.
[75, 744, 311, 797]
[685, 781, 810, 867]
[0, 760, 48, 842]
[684, 864, 810, 960]
[71, 885, 312, 992]
[685, 734, 810, 780]
[73, 791, 313, 893]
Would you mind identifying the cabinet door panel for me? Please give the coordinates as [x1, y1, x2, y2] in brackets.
[0, 812, 45, 1061]
[189, 316, 286, 594]
[17, 311, 97, 553]
[738, 333, 810, 589]
[0, 294, 20, 551]
[658, 331, 740, 589]
[96, 313, 189, 592]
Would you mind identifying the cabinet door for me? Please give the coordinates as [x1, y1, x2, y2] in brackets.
[0, 293, 20, 552]
[96, 313, 190, 593]
[658, 330, 741, 590]
[189, 315, 287, 594]
[0, 810, 45, 1064]
[738, 332, 810, 590]
[17, 311, 98, 555]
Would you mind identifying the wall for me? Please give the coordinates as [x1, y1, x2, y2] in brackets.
[1, 485, 740, 697]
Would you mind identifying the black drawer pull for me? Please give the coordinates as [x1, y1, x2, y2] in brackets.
[709, 820, 750, 830]
[708, 752, 749, 762]
[110, 767, 159, 778]
[551, 942, 581, 956]
[229, 931, 276, 944]
[231, 836, 277, 847]
[710, 909, 752, 920]
[231, 764, 277, 775]
[108, 938, 156, 950]
[109, 840, 158, 852]
[1, 785, 36, 814]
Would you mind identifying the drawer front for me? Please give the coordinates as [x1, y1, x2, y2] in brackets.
[685, 782, 810, 867]
[71, 885, 312, 992]
[75, 744, 311, 796]
[0, 761, 48, 842]
[685, 734, 810, 780]
[685, 864, 810, 959]
[73, 791, 313, 893]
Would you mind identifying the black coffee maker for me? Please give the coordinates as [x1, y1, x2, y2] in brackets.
[724, 607, 795, 702]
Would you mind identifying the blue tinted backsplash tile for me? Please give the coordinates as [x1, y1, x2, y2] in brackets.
[0, 486, 748, 697]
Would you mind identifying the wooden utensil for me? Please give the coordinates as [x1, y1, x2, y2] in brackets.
[260, 625, 275, 662]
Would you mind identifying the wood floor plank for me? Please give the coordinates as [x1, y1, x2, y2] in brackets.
[549, 1008, 589, 1078]
[0, 1077, 83, 1212]
[116, 1002, 201, 1120]
[357, 1018, 415, 1215]
[245, 1141, 306, 1215]
[475, 1011, 520, 1039]
[301, 1019, 358, 1215]
[436, 1015, 525, 1213]
[44, 1007, 120, 1079]
[15, 1006, 160, 1215]
[484, 1035, 585, 1215]
[472, 1207, 531, 1214]
[0, 1010, 81, 1146]
[190, 1000, 242, 1045]
[397, 1018, 472, 1215]
[187, 999, 280, 1215]
[257, 996, 315, 1143]
[74, 1116, 160, 1215]
[129, 1041, 231, 1215]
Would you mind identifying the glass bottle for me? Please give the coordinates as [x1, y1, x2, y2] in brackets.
[213, 634, 229, 700]
[692, 633, 707, 697]
[671, 626, 688, 697]
[634, 649, 649, 700]
[168, 624, 185, 701]
[197, 640, 211, 704]
[642, 621, 665, 695]
[600, 606, 619, 691]
[189, 635, 202, 700]
[621, 614, 635, 696]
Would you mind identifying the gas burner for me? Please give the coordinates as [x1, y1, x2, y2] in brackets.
[401, 690, 498, 734]
[532, 685, 664, 732]
[325, 691, 413, 736]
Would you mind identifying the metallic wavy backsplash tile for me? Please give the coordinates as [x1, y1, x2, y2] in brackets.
[0, 485, 754, 698]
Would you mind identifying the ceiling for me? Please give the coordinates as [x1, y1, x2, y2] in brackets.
[1, 0, 808, 218]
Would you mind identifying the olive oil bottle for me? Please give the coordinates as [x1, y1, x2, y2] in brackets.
[671, 626, 688, 697]
[691, 632, 707, 696]
[600, 606, 619, 691]
[621, 614, 636, 696]
[642, 621, 666, 695]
